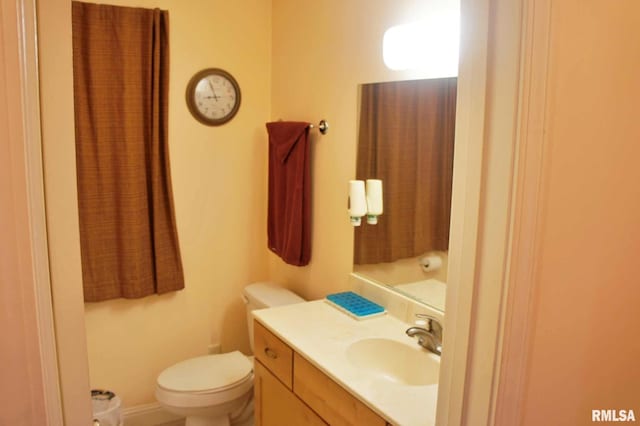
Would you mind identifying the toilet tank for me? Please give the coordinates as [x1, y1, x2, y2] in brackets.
[242, 282, 305, 352]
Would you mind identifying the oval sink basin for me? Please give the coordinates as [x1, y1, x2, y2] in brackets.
[346, 338, 439, 386]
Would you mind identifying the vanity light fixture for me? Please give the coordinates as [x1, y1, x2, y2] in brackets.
[382, 11, 460, 76]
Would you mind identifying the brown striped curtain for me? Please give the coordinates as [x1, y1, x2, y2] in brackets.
[354, 78, 457, 265]
[72, 2, 184, 301]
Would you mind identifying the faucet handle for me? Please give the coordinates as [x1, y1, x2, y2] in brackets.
[415, 313, 442, 335]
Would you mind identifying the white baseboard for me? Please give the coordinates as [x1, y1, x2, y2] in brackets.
[122, 402, 184, 426]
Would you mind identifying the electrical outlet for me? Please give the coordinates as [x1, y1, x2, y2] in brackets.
[208, 343, 221, 354]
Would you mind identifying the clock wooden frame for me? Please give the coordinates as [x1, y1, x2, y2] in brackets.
[185, 68, 241, 126]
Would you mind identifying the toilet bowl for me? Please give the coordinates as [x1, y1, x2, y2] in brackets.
[155, 283, 305, 426]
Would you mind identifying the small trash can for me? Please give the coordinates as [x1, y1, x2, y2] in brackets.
[91, 389, 123, 426]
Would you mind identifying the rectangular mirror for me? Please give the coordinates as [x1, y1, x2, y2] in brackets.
[353, 77, 457, 312]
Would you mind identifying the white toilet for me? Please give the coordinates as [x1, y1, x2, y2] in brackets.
[155, 283, 305, 426]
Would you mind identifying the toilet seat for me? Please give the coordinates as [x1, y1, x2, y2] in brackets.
[156, 351, 254, 408]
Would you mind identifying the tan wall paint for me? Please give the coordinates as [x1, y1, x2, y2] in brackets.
[269, 0, 459, 300]
[520, 1, 640, 423]
[0, 1, 47, 423]
[38, 0, 272, 407]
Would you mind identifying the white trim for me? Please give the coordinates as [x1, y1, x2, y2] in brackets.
[435, 0, 491, 422]
[14, 0, 64, 424]
[122, 402, 184, 426]
[493, 0, 553, 423]
[437, 0, 527, 423]
[467, 0, 529, 420]
[35, 0, 93, 422]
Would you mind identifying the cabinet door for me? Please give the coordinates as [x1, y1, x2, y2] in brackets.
[254, 359, 327, 426]
[293, 353, 387, 426]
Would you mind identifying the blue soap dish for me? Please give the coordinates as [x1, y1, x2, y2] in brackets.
[325, 291, 386, 319]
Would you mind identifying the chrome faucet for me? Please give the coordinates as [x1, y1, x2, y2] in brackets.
[406, 314, 443, 355]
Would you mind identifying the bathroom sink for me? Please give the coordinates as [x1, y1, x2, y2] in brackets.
[346, 338, 440, 386]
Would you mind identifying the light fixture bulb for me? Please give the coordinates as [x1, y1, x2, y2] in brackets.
[383, 12, 460, 77]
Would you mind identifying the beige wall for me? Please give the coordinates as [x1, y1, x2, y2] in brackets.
[520, 1, 640, 423]
[269, 0, 459, 300]
[39, 0, 272, 407]
[0, 0, 47, 422]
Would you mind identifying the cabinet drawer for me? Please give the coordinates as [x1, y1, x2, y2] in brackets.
[254, 320, 293, 389]
[293, 352, 387, 426]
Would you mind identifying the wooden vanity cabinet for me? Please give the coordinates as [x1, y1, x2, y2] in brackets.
[254, 320, 389, 426]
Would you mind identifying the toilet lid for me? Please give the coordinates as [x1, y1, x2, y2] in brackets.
[157, 351, 253, 393]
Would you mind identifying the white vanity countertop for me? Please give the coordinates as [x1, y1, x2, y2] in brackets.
[253, 300, 438, 426]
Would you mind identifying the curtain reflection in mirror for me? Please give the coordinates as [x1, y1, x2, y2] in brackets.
[354, 78, 457, 266]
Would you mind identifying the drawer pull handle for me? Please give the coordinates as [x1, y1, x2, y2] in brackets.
[264, 347, 278, 359]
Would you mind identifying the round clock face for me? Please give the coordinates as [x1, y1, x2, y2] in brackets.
[186, 68, 241, 126]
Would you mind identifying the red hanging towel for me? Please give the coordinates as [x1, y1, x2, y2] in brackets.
[266, 121, 312, 266]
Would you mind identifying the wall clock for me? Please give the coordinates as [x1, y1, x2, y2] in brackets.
[186, 68, 241, 126]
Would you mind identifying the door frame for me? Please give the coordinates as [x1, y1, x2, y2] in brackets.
[1, 0, 63, 423]
[437, 0, 552, 424]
